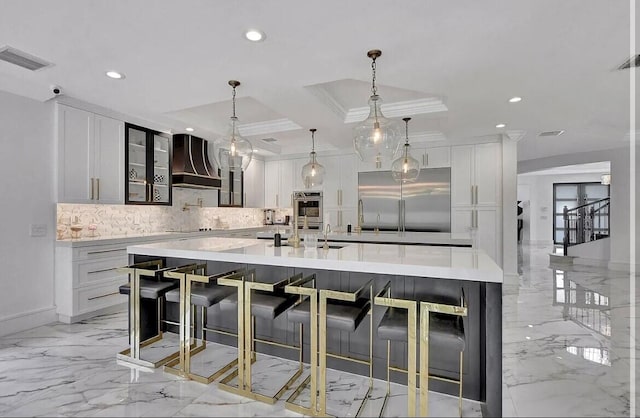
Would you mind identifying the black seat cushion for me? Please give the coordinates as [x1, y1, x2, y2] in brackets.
[219, 291, 298, 320]
[118, 279, 178, 300]
[287, 297, 371, 333]
[377, 307, 465, 352]
[164, 284, 234, 308]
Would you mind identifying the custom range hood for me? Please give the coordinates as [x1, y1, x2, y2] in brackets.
[172, 134, 221, 189]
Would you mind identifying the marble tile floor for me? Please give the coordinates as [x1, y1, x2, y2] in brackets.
[0, 243, 636, 417]
[0, 316, 478, 417]
[502, 243, 637, 417]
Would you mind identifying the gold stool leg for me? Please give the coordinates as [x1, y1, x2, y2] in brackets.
[459, 351, 464, 417]
[417, 304, 426, 417]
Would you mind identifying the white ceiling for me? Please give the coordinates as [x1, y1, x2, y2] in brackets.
[0, 0, 636, 161]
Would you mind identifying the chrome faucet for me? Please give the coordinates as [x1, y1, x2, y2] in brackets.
[323, 224, 331, 250]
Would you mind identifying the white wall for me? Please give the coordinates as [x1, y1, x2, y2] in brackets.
[0, 90, 56, 335]
[518, 146, 639, 269]
[517, 172, 605, 245]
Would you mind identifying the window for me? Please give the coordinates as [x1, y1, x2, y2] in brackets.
[553, 182, 609, 245]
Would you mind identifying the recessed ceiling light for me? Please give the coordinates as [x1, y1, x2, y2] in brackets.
[496, 123, 506, 128]
[509, 96, 522, 103]
[185, 127, 194, 132]
[245, 29, 266, 42]
[105, 71, 125, 79]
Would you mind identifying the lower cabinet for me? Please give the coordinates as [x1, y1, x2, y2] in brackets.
[55, 241, 130, 323]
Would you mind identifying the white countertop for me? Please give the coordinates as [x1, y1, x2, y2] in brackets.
[127, 237, 502, 283]
[256, 229, 471, 246]
[56, 227, 267, 248]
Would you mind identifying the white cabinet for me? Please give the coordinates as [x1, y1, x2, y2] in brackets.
[55, 241, 129, 323]
[419, 146, 450, 168]
[243, 158, 265, 208]
[264, 159, 295, 208]
[450, 142, 502, 265]
[57, 104, 124, 204]
[322, 154, 358, 229]
[451, 143, 500, 207]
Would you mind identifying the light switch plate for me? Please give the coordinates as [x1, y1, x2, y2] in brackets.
[30, 224, 47, 237]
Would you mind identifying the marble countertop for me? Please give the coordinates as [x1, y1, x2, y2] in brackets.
[128, 237, 502, 283]
[55, 227, 268, 248]
[256, 229, 471, 246]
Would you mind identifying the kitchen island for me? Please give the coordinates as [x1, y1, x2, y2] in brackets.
[127, 237, 502, 416]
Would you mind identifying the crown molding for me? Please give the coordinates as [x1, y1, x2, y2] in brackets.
[238, 118, 302, 137]
[305, 84, 348, 120]
[410, 131, 446, 143]
[344, 97, 448, 124]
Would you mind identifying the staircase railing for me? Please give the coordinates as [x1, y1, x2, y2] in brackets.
[563, 197, 610, 255]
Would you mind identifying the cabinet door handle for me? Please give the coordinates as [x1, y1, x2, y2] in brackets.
[96, 178, 100, 201]
[90, 178, 95, 200]
[426, 153, 429, 166]
[276, 194, 279, 208]
[474, 185, 478, 205]
[422, 154, 425, 166]
[470, 210, 474, 228]
[338, 210, 343, 227]
[338, 189, 343, 206]
[470, 185, 474, 204]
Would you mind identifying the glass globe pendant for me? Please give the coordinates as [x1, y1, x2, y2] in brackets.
[353, 49, 401, 164]
[301, 128, 325, 188]
[391, 117, 420, 183]
[214, 80, 253, 171]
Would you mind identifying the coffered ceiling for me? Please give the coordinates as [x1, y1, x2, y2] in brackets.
[0, 0, 636, 161]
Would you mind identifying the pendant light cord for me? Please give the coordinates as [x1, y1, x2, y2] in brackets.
[231, 85, 237, 118]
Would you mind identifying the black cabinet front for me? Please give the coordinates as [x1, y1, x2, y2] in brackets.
[125, 123, 172, 205]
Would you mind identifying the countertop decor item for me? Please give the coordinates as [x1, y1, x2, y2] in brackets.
[391, 117, 420, 183]
[301, 128, 325, 187]
[213, 80, 253, 171]
[129, 168, 137, 180]
[353, 49, 401, 166]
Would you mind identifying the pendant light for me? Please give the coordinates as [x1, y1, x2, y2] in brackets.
[353, 49, 401, 164]
[301, 128, 325, 188]
[391, 117, 420, 183]
[214, 80, 253, 171]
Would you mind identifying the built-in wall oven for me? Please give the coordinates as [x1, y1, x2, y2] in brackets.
[293, 191, 323, 230]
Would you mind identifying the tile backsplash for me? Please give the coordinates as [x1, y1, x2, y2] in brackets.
[57, 188, 292, 239]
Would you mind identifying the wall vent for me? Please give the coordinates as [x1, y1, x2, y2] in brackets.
[538, 130, 565, 137]
[261, 137, 278, 143]
[0, 46, 52, 71]
[617, 54, 640, 70]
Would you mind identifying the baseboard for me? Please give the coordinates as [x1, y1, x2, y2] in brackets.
[607, 261, 640, 272]
[0, 306, 57, 337]
[58, 302, 127, 324]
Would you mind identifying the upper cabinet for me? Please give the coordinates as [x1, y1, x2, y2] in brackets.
[451, 143, 501, 207]
[419, 146, 450, 168]
[57, 104, 124, 204]
[243, 158, 265, 208]
[264, 159, 296, 208]
[125, 123, 172, 205]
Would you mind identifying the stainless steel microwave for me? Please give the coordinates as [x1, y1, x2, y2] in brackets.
[293, 191, 323, 229]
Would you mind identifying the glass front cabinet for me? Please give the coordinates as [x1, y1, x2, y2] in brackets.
[125, 123, 172, 205]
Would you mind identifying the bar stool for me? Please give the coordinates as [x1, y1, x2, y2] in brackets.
[375, 283, 467, 417]
[287, 278, 374, 417]
[117, 259, 187, 368]
[217, 269, 305, 404]
[162, 266, 244, 383]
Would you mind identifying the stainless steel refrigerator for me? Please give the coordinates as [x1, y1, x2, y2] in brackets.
[358, 168, 451, 232]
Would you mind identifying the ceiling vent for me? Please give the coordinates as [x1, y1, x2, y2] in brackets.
[618, 55, 640, 70]
[538, 130, 565, 137]
[261, 137, 278, 143]
[0, 46, 52, 71]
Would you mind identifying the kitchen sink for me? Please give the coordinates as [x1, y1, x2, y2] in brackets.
[268, 243, 346, 250]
